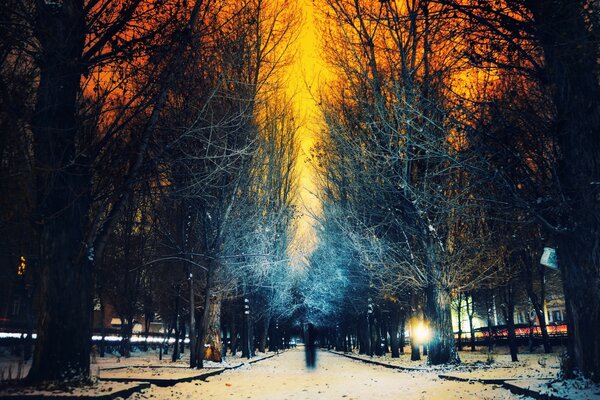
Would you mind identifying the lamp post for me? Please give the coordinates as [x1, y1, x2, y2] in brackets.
[367, 298, 374, 356]
[243, 298, 251, 359]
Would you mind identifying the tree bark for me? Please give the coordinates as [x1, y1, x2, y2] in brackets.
[520, 250, 553, 354]
[257, 317, 269, 353]
[241, 301, 250, 359]
[389, 304, 401, 358]
[425, 282, 460, 365]
[27, 1, 91, 383]
[529, 0, 600, 381]
[399, 315, 406, 354]
[410, 322, 421, 361]
[466, 294, 475, 351]
[119, 318, 133, 358]
[456, 292, 463, 351]
[200, 281, 222, 363]
[485, 294, 495, 354]
[230, 312, 238, 356]
[189, 273, 198, 368]
[172, 295, 180, 362]
[501, 286, 518, 362]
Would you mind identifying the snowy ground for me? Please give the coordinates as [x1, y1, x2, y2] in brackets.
[332, 347, 600, 399]
[2, 347, 599, 398]
[0, 381, 148, 398]
[125, 349, 524, 400]
[0, 347, 250, 381]
[335, 346, 563, 378]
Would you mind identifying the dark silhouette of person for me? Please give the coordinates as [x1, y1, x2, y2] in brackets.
[305, 323, 317, 368]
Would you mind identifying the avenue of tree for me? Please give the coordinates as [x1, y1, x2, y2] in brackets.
[304, 0, 599, 380]
[0, 0, 598, 386]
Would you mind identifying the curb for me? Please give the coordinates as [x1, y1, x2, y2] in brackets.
[328, 350, 426, 372]
[437, 374, 568, 399]
[502, 380, 568, 400]
[437, 373, 515, 385]
[99, 367, 234, 387]
[98, 351, 281, 387]
[247, 352, 279, 365]
[0, 382, 150, 400]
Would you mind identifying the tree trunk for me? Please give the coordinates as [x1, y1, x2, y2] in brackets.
[143, 308, 152, 353]
[189, 274, 198, 368]
[531, 297, 552, 354]
[249, 313, 256, 357]
[120, 318, 133, 358]
[230, 312, 238, 356]
[172, 295, 180, 362]
[99, 297, 106, 357]
[521, 250, 553, 354]
[557, 238, 600, 379]
[530, 0, 600, 381]
[27, 1, 91, 383]
[409, 316, 421, 361]
[465, 294, 476, 351]
[366, 313, 373, 356]
[24, 290, 33, 362]
[399, 315, 406, 354]
[179, 317, 186, 355]
[528, 312, 535, 353]
[241, 302, 250, 359]
[425, 282, 460, 365]
[507, 315, 518, 362]
[501, 287, 518, 362]
[484, 292, 495, 353]
[268, 319, 280, 352]
[257, 317, 269, 353]
[202, 293, 222, 362]
[456, 292, 463, 351]
[374, 316, 383, 356]
[389, 304, 401, 358]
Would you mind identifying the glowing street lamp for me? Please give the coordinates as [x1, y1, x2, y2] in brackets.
[414, 323, 430, 344]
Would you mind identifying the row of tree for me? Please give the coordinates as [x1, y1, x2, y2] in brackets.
[304, 0, 599, 381]
[0, 0, 302, 383]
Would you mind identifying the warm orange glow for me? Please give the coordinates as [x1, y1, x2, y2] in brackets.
[17, 256, 26, 276]
[287, 0, 331, 261]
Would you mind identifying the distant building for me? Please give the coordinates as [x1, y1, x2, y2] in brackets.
[452, 270, 565, 336]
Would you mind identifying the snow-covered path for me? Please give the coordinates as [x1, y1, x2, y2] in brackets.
[126, 349, 526, 399]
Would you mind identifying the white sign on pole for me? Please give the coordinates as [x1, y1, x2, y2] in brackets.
[540, 247, 559, 269]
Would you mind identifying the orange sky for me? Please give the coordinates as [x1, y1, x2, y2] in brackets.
[287, 0, 329, 261]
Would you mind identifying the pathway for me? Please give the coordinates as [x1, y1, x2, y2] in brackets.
[126, 349, 526, 399]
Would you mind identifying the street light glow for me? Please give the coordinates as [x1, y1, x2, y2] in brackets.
[415, 324, 430, 344]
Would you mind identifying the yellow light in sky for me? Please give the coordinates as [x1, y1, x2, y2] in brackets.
[287, 0, 330, 263]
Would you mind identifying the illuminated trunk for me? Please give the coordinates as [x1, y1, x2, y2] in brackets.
[424, 239, 459, 365]
[425, 282, 459, 365]
[27, 1, 91, 383]
[410, 292, 421, 361]
[202, 295, 222, 362]
[409, 317, 421, 361]
[201, 275, 222, 363]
